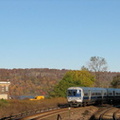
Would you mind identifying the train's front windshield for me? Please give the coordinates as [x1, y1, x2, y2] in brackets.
[68, 89, 81, 97]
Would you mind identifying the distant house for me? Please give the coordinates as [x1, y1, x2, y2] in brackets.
[0, 81, 10, 99]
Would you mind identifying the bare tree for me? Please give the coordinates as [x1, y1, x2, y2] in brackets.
[88, 56, 108, 87]
[88, 56, 107, 72]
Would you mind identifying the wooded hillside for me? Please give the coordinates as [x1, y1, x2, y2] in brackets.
[0, 68, 119, 98]
[0, 68, 67, 98]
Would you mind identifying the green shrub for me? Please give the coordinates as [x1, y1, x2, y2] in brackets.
[0, 99, 9, 107]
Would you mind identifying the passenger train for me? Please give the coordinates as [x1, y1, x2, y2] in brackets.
[67, 87, 120, 107]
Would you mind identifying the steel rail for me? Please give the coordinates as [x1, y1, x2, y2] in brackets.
[113, 109, 120, 120]
[20, 107, 70, 120]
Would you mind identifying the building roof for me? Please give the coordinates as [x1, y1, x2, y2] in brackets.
[0, 82, 10, 84]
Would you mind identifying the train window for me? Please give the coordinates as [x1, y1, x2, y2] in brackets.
[68, 90, 72, 96]
[68, 90, 76, 96]
[104, 93, 106, 95]
[73, 91, 76, 96]
[97, 93, 101, 95]
[109, 93, 112, 95]
[69, 90, 80, 96]
[77, 90, 81, 94]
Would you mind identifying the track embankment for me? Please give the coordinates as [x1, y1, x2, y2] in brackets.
[91, 105, 120, 120]
[19, 106, 98, 120]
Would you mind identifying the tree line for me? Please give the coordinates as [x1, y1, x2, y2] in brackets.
[0, 56, 119, 98]
[50, 56, 120, 97]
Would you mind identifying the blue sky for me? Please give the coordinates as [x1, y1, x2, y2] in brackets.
[0, 0, 120, 72]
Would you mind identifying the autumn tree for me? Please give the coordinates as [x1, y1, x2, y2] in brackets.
[111, 75, 120, 88]
[49, 70, 95, 97]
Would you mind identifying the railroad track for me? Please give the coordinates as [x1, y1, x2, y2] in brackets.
[19, 106, 97, 120]
[20, 107, 70, 120]
[0, 104, 69, 120]
[93, 105, 120, 120]
[2, 105, 115, 120]
[113, 107, 120, 120]
[0, 107, 65, 120]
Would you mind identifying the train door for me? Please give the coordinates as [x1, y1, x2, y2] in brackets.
[113, 91, 115, 96]
[81, 89, 83, 102]
[101, 90, 104, 99]
[101, 90, 105, 104]
[113, 91, 115, 101]
[88, 90, 91, 100]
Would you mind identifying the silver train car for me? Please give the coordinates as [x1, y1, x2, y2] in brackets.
[67, 87, 120, 107]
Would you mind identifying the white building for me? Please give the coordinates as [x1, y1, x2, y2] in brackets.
[0, 81, 10, 99]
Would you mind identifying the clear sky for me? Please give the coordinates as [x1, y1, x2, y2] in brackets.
[0, 0, 120, 72]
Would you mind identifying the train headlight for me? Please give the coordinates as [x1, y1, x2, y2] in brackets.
[68, 97, 72, 100]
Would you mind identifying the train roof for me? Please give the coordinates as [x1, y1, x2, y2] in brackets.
[68, 87, 107, 91]
[68, 87, 120, 91]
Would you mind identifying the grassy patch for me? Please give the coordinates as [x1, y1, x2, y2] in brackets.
[0, 97, 67, 118]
